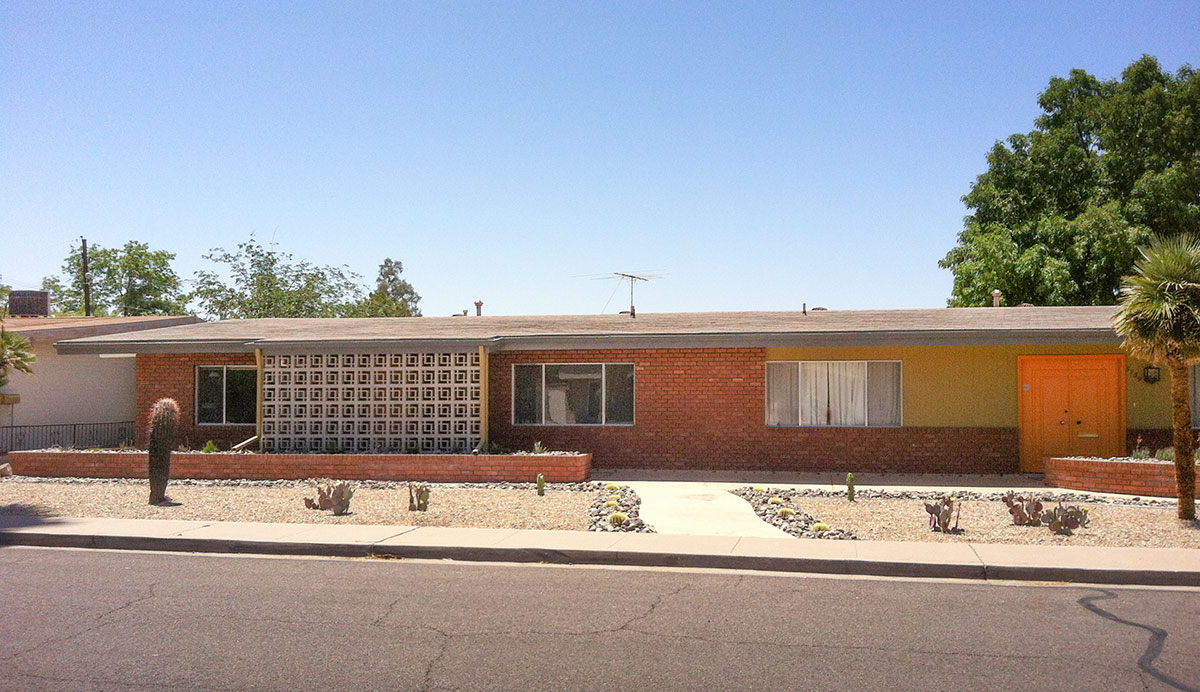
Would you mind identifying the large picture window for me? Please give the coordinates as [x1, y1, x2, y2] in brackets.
[197, 366, 258, 425]
[513, 363, 635, 425]
[766, 361, 901, 427]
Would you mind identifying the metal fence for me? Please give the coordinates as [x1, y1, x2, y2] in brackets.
[0, 421, 136, 454]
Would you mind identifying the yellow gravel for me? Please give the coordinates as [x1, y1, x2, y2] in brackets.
[0, 482, 592, 531]
[796, 497, 1200, 548]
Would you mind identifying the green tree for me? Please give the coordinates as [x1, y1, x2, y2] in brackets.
[348, 258, 422, 317]
[0, 274, 11, 312]
[192, 237, 362, 319]
[0, 328, 36, 387]
[40, 241, 187, 315]
[942, 56, 1200, 306]
[1114, 235, 1200, 520]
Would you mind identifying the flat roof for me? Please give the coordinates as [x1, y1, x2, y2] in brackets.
[53, 306, 1124, 354]
[4, 315, 201, 342]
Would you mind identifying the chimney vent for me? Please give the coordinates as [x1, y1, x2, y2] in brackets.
[474, 300, 483, 316]
[7, 290, 51, 317]
[991, 289, 1003, 307]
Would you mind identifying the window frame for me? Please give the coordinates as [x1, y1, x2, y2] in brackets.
[195, 365, 259, 426]
[765, 360, 903, 428]
[511, 362, 636, 426]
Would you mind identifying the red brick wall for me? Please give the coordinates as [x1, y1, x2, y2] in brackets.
[8, 450, 590, 483]
[1045, 456, 1199, 498]
[489, 349, 1019, 473]
[136, 353, 257, 449]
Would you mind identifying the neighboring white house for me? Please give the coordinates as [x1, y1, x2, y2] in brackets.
[1, 315, 199, 451]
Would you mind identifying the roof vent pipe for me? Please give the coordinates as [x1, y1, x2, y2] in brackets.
[474, 300, 483, 316]
[992, 289, 1003, 307]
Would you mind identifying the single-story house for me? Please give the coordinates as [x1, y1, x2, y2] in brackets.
[1, 314, 200, 452]
[49, 305, 1191, 473]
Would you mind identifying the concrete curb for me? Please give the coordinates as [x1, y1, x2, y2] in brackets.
[3, 529, 1198, 587]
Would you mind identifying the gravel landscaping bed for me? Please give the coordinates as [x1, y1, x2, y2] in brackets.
[731, 487, 856, 539]
[587, 484, 654, 533]
[733, 487, 1200, 547]
[0, 477, 594, 531]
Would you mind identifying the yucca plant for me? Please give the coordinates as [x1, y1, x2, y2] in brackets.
[1115, 235, 1200, 520]
[0, 327, 36, 388]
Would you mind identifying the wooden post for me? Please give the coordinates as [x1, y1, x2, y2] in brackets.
[479, 346, 489, 450]
[255, 348, 264, 451]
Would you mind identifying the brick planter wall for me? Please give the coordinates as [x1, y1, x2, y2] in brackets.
[7, 450, 591, 483]
[489, 349, 1019, 473]
[1044, 456, 1199, 498]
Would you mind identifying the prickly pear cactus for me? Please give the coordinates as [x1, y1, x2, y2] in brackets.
[329, 482, 354, 516]
[1044, 504, 1089, 535]
[408, 482, 431, 511]
[1002, 491, 1045, 526]
[147, 398, 180, 505]
[924, 496, 961, 534]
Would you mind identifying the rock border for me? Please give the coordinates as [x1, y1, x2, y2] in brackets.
[588, 484, 654, 533]
[731, 487, 857, 540]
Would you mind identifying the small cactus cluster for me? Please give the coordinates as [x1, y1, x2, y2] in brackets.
[608, 511, 629, 526]
[304, 481, 354, 515]
[1044, 504, 1090, 535]
[536, 473, 546, 496]
[147, 398, 180, 505]
[1001, 491, 1045, 526]
[811, 522, 830, 533]
[767, 497, 784, 505]
[777, 507, 796, 518]
[408, 482, 431, 511]
[846, 473, 855, 502]
[924, 495, 962, 534]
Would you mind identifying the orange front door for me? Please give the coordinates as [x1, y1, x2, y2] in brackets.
[1018, 355, 1126, 472]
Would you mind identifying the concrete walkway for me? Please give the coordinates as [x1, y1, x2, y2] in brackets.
[624, 481, 791, 538]
[2, 515, 1198, 586]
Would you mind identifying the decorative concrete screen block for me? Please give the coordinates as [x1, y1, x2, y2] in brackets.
[260, 351, 481, 454]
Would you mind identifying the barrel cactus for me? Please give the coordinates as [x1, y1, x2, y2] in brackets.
[778, 507, 796, 518]
[811, 522, 830, 533]
[608, 512, 629, 526]
[604, 500, 620, 508]
[147, 398, 180, 505]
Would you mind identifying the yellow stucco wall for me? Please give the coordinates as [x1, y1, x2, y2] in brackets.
[765, 344, 1169, 429]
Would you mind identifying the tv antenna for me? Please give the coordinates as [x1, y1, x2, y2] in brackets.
[610, 272, 661, 317]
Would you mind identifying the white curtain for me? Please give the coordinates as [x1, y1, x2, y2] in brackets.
[799, 363, 830, 425]
[827, 362, 867, 426]
[766, 363, 799, 426]
[867, 361, 901, 426]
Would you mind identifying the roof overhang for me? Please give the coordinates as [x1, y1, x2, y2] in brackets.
[54, 328, 1121, 355]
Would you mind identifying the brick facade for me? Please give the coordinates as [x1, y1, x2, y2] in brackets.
[1044, 456, 1199, 498]
[8, 450, 590, 483]
[488, 348, 1020, 473]
[135, 353, 258, 449]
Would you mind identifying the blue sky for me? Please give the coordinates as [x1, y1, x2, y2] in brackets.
[2, 1, 1197, 317]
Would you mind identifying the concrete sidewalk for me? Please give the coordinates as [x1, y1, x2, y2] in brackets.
[2, 515, 1198, 586]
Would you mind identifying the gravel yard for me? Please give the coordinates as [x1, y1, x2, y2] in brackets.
[0, 479, 594, 531]
[738, 491, 1200, 548]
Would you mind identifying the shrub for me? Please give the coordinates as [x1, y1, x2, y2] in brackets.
[324, 439, 341, 454]
[1155, 447, 1175, 461]
[924, 496, 962, 534]
[532, 441, 548, 454]
[201, 440, 219, 454]
[608, 512, 628, 526]
[777, 507, 796, 518]
[811, 522, 830, 533]
[487, 441, 510, 454]
[767, 497, 784, 505]
[147, 398, 180, 505]
[1131, 435, 1150, 459]
[1001, 491, 1045, 526]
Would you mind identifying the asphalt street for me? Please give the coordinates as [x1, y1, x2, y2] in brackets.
[1, 546, 1197, 691]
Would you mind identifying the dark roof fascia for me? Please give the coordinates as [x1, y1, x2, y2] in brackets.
[54, 339, 256, 355]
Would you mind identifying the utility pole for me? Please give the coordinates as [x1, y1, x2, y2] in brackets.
[81, 237, 92, 317]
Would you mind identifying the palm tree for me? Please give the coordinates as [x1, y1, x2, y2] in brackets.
[0, 327, 36, 388]
[1115, 235, 1200, 520]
